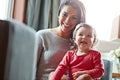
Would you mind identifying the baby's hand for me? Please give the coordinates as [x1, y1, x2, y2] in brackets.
[72, 71, 81, 80]
[72, 71, 86, 80]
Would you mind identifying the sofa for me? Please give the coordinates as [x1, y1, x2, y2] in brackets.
[100, 59, 113, 80]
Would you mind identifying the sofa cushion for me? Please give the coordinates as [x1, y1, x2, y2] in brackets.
[0, 19, 37, 80]
[100, 59, 113, 80]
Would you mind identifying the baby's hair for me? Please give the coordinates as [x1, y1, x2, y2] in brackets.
[70, 23, 98, 49]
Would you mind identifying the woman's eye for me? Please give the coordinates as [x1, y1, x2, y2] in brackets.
[62, 13, 67, 17]
[72, 16, 78, 20]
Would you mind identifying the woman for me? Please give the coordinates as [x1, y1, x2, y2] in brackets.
[36, 0, 86, 80]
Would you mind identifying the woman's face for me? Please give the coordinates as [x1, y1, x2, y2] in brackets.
[74, 27, 94, 52]
[58, 5, 79, 34]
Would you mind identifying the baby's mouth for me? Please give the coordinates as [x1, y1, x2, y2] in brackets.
[80, 41, 87, 44]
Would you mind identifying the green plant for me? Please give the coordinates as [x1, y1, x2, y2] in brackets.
[110, 47, 120, 63]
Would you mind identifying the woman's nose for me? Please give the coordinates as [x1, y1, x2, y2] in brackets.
[65, 17, 71, 24]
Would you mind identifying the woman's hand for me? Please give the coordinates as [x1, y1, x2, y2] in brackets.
[48, 72, 54, 80]
[48, 71, 67, 80]
[61, 74, 67, 80]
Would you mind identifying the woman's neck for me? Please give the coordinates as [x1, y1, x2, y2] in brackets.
[52, 27, 70, 39]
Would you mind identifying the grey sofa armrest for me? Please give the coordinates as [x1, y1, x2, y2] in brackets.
[100, 59, 113, 80]
[0, 19, 38, 80]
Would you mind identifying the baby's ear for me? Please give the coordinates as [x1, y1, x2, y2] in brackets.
[70, 38, 77, 50]
[73, 38, 75, 40]
[70, 38, 75, 43]
[73, 38, 76, 43]
[93, 38, 98, 47]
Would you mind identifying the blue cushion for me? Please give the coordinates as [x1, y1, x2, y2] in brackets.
[100, 59, 113, 80]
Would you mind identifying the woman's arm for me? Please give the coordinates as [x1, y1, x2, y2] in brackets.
[49, 51, 71, 80]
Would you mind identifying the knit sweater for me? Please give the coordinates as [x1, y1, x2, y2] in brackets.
[36, 29, 70, 80]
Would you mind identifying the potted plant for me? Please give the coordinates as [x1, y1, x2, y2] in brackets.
[110, 47, 120, 73]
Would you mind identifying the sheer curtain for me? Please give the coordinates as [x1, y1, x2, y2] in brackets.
[26, 0, 60, 31]
[0, 0, 14, 19]
[80, 0, 120, 41]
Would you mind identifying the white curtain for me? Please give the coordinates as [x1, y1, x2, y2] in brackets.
[6, 0, 14, 19]
[0, 0, 14, 19]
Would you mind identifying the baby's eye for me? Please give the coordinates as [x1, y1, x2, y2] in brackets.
[87, 34, 92, 38]
[79, 34, 83, 36]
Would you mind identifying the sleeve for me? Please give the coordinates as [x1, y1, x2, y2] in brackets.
[36, 31, 44, 67]
[52, 51, 71, 80]
[86, 52, 104, 79]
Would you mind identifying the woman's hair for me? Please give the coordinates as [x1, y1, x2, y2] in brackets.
[58, 0, 86, 38]
[70, 23, 98, 49]
[58, 0, 86, 23]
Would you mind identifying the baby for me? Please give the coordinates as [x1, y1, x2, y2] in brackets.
[49, 23, 104, 80]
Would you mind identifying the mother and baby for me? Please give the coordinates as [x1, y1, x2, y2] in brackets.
[35, 0, 104, 80]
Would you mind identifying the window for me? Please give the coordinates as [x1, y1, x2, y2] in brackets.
[80, 0, 120, 41]
[0, 0, 14, 19]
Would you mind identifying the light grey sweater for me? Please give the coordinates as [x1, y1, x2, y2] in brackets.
[36, 29, 70, 80]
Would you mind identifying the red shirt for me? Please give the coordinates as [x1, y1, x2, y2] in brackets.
[52, 49, 104, 80]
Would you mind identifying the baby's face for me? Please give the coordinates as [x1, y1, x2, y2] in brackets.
[74, 27, 94, 51]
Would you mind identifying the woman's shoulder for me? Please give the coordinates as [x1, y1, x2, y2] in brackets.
[67, 49, 76, 52]
[36, 29, 53, 40]
[36, 29, 56, 37]
[66, 49, 77, 55]
[36, 29, 52, 34]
